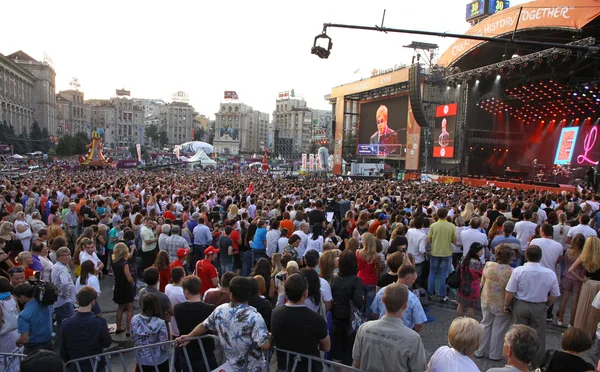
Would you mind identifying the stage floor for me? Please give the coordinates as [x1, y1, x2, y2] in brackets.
[462, 177, 576, 193]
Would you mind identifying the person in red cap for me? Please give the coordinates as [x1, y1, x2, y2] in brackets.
[194, 246, 219, 295]
[171, 248, 190, 271]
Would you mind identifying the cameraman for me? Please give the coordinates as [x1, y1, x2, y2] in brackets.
[14, 282, 54, 354]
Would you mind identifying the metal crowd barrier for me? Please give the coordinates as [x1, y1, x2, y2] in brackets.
[64, 335, 220, 372]
[0, 352, 25, 372]
[270, 347, 364, 372]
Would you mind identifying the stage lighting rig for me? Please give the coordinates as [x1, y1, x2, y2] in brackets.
[311, 30, 333, 59]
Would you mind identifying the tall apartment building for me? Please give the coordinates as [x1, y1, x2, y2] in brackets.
[272, 97, 312, 156]
[164, 101, 194, 145]
[0, 53, 35, 136]
[89, 101, 117, 147]
[56, 90, 91, 137]
[6, 51, 56, 135]
[309, 109, 332, 149]
[214, 102, 269, 155]
[86, 97, 144, 149]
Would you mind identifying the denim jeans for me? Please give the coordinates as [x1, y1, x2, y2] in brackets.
[252, 249, 268, 266]
[427, 256, 452, 297]
[221, 261, 233, 275]
[55, 302, 75, 346]
[241, 250, 253, 277]
[363, 284, 377, 320]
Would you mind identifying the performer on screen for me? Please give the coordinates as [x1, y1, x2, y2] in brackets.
[370, 105, 399, 155]
[438, 118, 450, 147]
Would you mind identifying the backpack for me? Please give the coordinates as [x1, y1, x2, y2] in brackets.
[33, 281, 59, 306]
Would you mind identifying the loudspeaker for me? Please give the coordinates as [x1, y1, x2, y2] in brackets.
[409, 65, 429, 128]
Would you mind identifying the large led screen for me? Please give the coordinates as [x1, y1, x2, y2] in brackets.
[357, 95, 408, 158]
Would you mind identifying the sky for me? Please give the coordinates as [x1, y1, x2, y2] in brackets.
[3, 0, 529, 118]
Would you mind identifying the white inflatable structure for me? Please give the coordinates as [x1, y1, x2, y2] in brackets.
[179, 141, 214, 155]
[179, 149, 216, 168]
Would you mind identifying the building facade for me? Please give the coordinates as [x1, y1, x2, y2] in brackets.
[272, 97, 313, 156]
[309, 108, 332, 150]
[0, 53, 35, 136]
[56, 90, 91, 137]
[112, 97, 145, 148]
[164, 101, 194, 145]
[214, 102, 269, 155]
[88, 101, 117, 148]
[7, 51, 56, 136]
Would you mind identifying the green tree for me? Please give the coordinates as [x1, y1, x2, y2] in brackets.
[128, 144, 150, 162]
[16, 128, 31, 154]
[55, 135, 73, 156]
[158, 130, 169, 147]
[193, 126, 206, 142]
[29, 120, 44, 152]
[41, 128, 52, 153]
[71, 132, 90, 154]
[145, 124, 159, 147]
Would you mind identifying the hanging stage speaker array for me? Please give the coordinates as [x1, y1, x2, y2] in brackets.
[409, 64, 430, 128]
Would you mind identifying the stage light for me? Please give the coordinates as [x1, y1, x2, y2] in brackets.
[475, 80, 480, 84]
[496, 75, 501, 79]
[506, 149, 509, 152]
[311, 32, 333, 59]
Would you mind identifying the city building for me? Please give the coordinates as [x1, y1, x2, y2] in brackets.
[88, 100, 117, 148]
[56, 89, 91, 137]
[272, 95, 326, 156]
[309, 108, 332, 150]
[164, 101, 194, 145]
[132, 98, 166, 118]
[86, 97, 144, 149]
[214, 102, 269, 155]
[0, 53, 35, 136]
[6, 51, 56, 135]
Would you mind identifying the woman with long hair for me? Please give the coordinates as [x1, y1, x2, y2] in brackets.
[112, 243, 135, 336]
[76, 260, 102, 315]
[271, 253, 283, 276]
[13, 212, 32, 253]
[346, 237, 360, 254]
[152, 250, 171, 293]
[457, 242, 485, 318]
[251, 257, 275, 300]
[357, 232, 380, 319]
[557, 234, 586, 327]
[301, 268, 323, 315]
[375, 225, 389, 256]
[571, 236, 600, 337]
[15, 251, 34, 279]
[461, 202, 475, 223]
[307, 224, 324, 254]
[319, 249, 340, 285]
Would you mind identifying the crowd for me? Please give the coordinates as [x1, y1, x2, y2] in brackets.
[0, 168, 599, 371]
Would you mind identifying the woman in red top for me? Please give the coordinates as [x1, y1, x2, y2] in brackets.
[16, 251, 35, 279]
[357, 232, 380, 319]
[152, 251, 171, 293]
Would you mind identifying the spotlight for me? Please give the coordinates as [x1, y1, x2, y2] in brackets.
[496, 74, 501, 79]
[311, 32, 332, 59]
[475, 79, 480, 84]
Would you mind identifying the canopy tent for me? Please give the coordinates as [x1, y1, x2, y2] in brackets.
[11, 154, 23, 159]
[178, 141, 214, 155]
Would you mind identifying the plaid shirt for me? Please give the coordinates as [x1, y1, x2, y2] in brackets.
[51, 262, 76, 308]
[64, 210, 78, 228]
[163, 234, 190, 262]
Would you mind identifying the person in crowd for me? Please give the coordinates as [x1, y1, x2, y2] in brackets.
[59, 286, 111, 372]
[566, 214, 597, 244]
[251, 219, 268, 264]
[331, 250, 364, 367]
[282, 234, 301, 261]
[357, 232, 380, 319]
[0, 277, 21, 372]
[371, 264, 427, 333]
[75, 260, 101, 315]
[139, 267, 174, 320]
[165, 267, 186, 338]
[553, 213, 571, 252]
[354, 284, 427, 371]
[14, 211, 33, 253]
[271, 272, 330, 372]
[152, 250, 171, 293]
[176, 277, 271, 371]
[427, 208, 457, 303]
[131, 292, 169, 372]
[485, 324, 540, 372]
[504, 245, 561, 367]
[292, 222, 310, 266]
[457, 242, 485, 318]
[174, 275, 218, 371]
[79, 237, 104, 277]
[111, 242, 135, 336]
[248, 276, 272, 329]
[170, 247, 189, 270]
[218, 225, 235, 274]
[194, 246, 219, 296]
[490, 221, 522, 267]
[163, 225, 190, 264]
[307, 223, 324, 254]
[140, 217, 159, 277]
[204, 271, 236, 306]
[476, 244, 515, 361]
[406, 216, 427, 285]
[557, 233, 585, 327]
[515, 210, 537, 250]
[20, 350, 65, 372]
[15, 251, 34, 279]
[8, 266, 25, 291]
[461, 217, 488, 263]
[538, 327, 594, 372]
[427, 317, 482, 372]
[265, 220, 281, 258]
[304, 250, 333, 311]
[570, 236, 600, 337]
[14, 282, 54, 354]
[51, 246, 76, 339]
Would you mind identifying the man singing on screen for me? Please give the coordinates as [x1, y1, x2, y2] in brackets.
[438, 118, 450, 147]
[370, 105, 399, 155]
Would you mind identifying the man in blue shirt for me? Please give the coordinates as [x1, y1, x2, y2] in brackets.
[371, 265, 427, 333]
[251, 220, 268, 264]
[192, 217, 212, 268]
[490, 221, 523, 266]
[14, 282, 54, 354]
[60, 287, 111, 371]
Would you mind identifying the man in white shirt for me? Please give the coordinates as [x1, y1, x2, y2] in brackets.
[566, 214, 597, 244]
[406, 216, 427, 286]
[461, 217, 488, 263]
[291, 222, 309, 266]
[504, 245, 560, 369]
[515, 210, 537, 250]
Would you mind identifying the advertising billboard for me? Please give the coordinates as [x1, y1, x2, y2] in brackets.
[554, 127, 579, 165]
[433, 103, 457, 158]
[357, 95, 408, 158]
[466, 0, 485, 21]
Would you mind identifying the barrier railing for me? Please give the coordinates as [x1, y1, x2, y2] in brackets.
[270, 347, 364, 372]
[0, 352, 25, 372]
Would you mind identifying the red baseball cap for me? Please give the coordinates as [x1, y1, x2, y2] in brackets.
[204, 246, 220, 256]
[176, 248, 190, 258]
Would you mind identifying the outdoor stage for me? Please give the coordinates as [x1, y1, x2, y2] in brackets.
[462, 177, 576, 193]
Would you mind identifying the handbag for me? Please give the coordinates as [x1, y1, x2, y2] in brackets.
[349, 300, 367, 334]
[446, 259, 462, 289]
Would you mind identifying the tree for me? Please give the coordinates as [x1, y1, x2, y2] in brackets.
[29, 120, 44, 152]
[16, 128, 31, 154]
[55, 135, 73, 156]
[145, 124, 159, 147]
[158, 130, 169, 147]
[71, 132, 89, 155]
[128, 144, 150, 162]
[54, 133, 89, 156]
[193, 126, 206, 142]
[40, 128, 52, 153]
